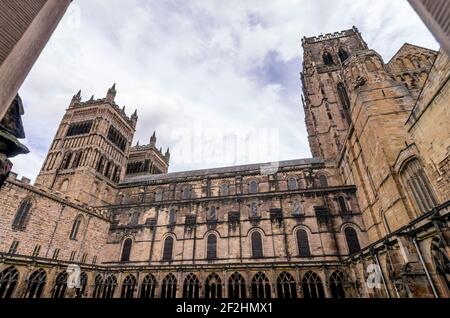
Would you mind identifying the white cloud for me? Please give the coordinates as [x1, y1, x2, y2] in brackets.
[11, 0, 438, 181]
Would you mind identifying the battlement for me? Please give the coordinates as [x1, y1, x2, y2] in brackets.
[302, 26, 359, 45]
[69, 84, 137, 128]
[71, 98, 136, 126]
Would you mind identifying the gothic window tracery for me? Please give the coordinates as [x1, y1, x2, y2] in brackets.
[140, 274, 157, 298]
[301, 271, 324, 299]
[183, 273, 200, 298]
[121, 274, 137, 298]
[251, 272, 271, 298]
[276, 272, 297, 299]
[0, 266, 19, 298]
[400, 158, 437, 214]
[161, 273, 177, 298]
[12, 198, 33, 230]
[205, 273, 222, 299]
[228, 272, 246, 298]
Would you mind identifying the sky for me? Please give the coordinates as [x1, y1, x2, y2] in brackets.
[11, 0, 439, 181]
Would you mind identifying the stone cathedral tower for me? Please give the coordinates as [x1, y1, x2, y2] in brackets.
[35, 84, 137, 206]
[301, 27, 368, 161]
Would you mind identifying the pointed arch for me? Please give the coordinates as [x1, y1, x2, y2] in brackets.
[12, 197, 34, 230]
[140, 274, 157, 299]
[92, 274, 103, 298]
[183, 273, 200, 298]
[161, 273, 177, 298]
[0, 266, 19, 298]
[102, 275, 117, 298]
[121, 274, 137, 298]
[121, 238, 133, 262]
[205, 273, 222, 299]
[301, 271, 324, 299]
[251, 272, 271, 298]
[52, 271, 68, 298]
[25, 269, 47, 298]
[276, 272, 297, 299]
[228, 272, 246, 298]
[329, 271, 346, 298]
[69, 214, 84, 240]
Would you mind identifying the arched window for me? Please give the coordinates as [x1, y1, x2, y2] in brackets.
[121, 238, 133, 262]
[250, 202, 259, 218]
[0, 266, 19, 298]
[301, 271, 325, 299]
[251, 272, 271, 298]
[318, 175, 328, 187]
[12, 198, 33, 230]
[345, 227, 361, 254]
[183, 273, 200, 298]
[431, 237, 450, 293]
[154, 188, 163, 202]
[337, 83, 351, 113]
[251, 231, 263, 258]
[182, 185, 192, 199]
[323, 51, 334, 65]
[161, 273, 177, 298]
[338, 196, 348, 214]
[249, 181, 258, 194]
[288, 177, 298, 190]
[61, 152, 73, 170]
[69, 215, 83, 240]
[293, 201, 302, 215]
[205, 273, 222, 299]
[25, 269, 47, 298]
[338, 48, 349, 62]
[96, 156, 105, 174]
[169, 209, 176, 225]
[208, 206, 217, 221]
[59, 179, 69, 192]
[276, 272, 297, 299]
[140, 274, 157, 299]
[400, 158, 437, 214]
[102, 275, 117, 298]
[330, 271, 346, 298]
[162, 236, 174, 261]
[52, 271, 68, 298]
[92, 275, 103, 298]
[296, 229, 311, 257]
[121, 274, 137, 298]
[207, 234, 217, 260]
[71, 151, 83, 169]
[228, 272, 246, 298]
[220, 183, 229, 196]
[78, 272, 88, 297]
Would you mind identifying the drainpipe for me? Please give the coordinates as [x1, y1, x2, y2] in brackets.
[374, 252, 391, 298]
[412, 237, 439, 298]
[385, 245, 401, 298]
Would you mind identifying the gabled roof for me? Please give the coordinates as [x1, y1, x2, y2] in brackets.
[387, 43, 438, 65]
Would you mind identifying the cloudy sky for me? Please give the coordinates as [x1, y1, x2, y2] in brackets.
[12, 0, 438, 180]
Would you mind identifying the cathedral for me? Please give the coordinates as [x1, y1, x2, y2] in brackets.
[0, 27, 448, 299]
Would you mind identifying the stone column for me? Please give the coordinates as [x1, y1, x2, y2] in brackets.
[0, 0, 72, 120]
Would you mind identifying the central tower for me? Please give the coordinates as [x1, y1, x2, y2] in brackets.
[301, 27, 368, 161]
[35, 84, 137, 205]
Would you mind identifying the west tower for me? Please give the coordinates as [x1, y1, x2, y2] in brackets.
[301, 27, 368, 161]
[35, 84, 137, 206]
